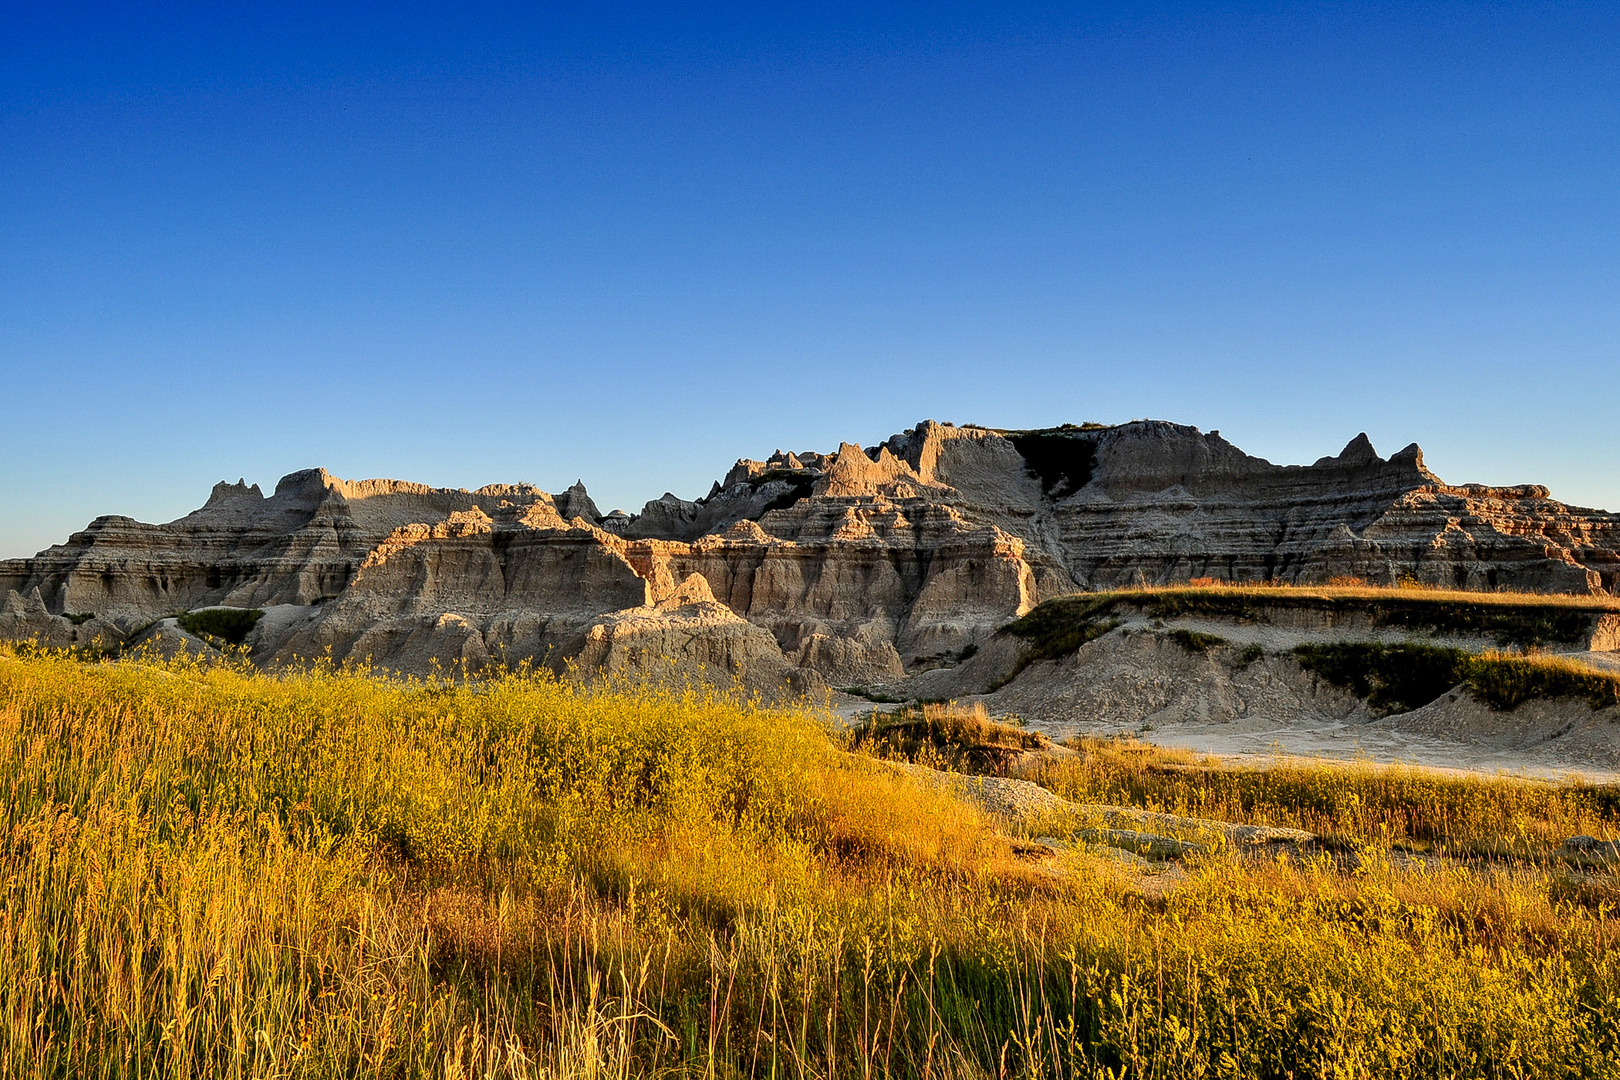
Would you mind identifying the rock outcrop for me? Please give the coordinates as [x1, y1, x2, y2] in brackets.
[572, 574, 822, 695]
[0, 588, 76, 649]
[4, 419, 1618, 690]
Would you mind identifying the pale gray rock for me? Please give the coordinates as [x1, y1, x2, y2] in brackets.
[0, 588, 75, 648]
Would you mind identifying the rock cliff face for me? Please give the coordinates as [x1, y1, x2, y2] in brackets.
[3, 420, 1617, 686]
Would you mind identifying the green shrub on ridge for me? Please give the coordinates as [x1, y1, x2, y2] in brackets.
[176, 606, 264, 647]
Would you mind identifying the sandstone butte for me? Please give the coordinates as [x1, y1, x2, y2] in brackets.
[3, 419, 1619, 693]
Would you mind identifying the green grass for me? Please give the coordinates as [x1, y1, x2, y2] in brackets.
[2, 646, 1619, 1077]
[1168, 628, 1226, 654]
[993, 596, 1121, 688]
[1292, 642, 1468, 714]
[1294, 642, 1620, 713]
[1465, 651, 1620, 711]
[176, 606, 264, 647]
[995, 585, 1620, 710]
[1138, 583, 1617, 647]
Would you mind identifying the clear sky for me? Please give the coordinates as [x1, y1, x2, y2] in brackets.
[2, 2, 1617, 558]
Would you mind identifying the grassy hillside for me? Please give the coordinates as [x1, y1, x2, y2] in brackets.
[1, 647, 1618, 1077]
[1031, 737, 1620, 859]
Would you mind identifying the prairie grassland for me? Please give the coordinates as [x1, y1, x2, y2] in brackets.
[1034, 738, 1620, 858]
[1, 648, 1619, 1078]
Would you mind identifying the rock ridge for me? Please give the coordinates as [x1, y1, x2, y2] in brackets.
[3, 419, 1617, 688]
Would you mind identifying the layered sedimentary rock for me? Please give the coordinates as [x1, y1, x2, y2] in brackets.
[0, 470, 570, 616]
[572, 573, 822, 695]
[3, 419, 1617, 685]
[876, 422, 1620, 595]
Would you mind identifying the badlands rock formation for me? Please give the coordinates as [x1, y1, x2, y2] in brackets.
[902, 593, 1620, 776]
[4, 420, 1619, 692]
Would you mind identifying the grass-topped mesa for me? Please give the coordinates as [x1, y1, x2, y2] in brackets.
[176, 606, 264, 647]
[994, 581, 1620, 689]
[1137, 580, 1617, 648]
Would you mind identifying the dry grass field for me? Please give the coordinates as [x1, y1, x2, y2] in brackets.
[1, 644, 1618, 1078]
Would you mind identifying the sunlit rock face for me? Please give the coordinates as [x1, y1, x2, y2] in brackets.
[3, 419, 1617, 685]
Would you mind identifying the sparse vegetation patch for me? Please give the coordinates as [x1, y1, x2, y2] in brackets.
[995, 593, 1121, 687]
[1034, 736, 1620, 858]
[1294, 642, 1620, 713]
[1169, 628, 1226, 653]
[1001, 585, 1620, 711]
[848, 701, 1048, 774]
[1293, 642, 1469, 715]
[1465, 651, 1620, 712]
[176, 606, 264, 647]
[1145, 586, 1606, 647]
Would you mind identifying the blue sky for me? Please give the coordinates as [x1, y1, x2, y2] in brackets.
[2, 2, 1617, 557]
